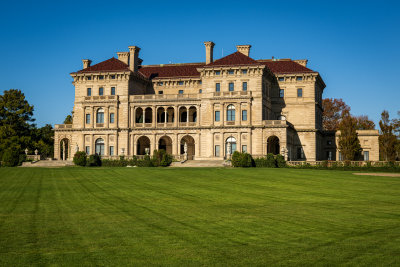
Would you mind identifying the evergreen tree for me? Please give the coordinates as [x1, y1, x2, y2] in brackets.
[338, 111, 361, 160]
[379, 110, 397, 161]
[0, 89, 35, 158]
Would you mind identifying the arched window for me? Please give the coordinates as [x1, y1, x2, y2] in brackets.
[225, 136, 237, 155]
[96, 108, 104, 123]
[95, 138, 105, 156]
[226, 105, 235, 121]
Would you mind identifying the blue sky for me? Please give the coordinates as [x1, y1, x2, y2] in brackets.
[0, 0, 399, 127]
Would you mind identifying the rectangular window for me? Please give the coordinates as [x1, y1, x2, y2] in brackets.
[296, 77, 303, 81]
[111, 87, 115, 95]
[278, 77, 284, 81]
[242, 82, 247, 91]
[297, 88, 303, 97]
[364, 151, 369, 161]
[87, 88, 91, 96]
[279, 89, 284, 98]
[215, 71, 220, 75]
[85, 146, 90, 155]
[229, 83, 234, 92]
[109, 146, 114, 156]
[199, 89, 202, 93]
[242, 110, 247, 121]
[86, 76, 92, 80]
[199, 81, 202, 85]
[297, 147, 304, 159]
[242, 70, 247, 74]
[99, 75, 104, 80]
[158, 90, 163, 94]
[85, 114, 90, 124]
[111, 75, 115, 79]
[96, 112, 104, 123]
[228, 70, 234, 75]
[216, 83, 220, 92]
[215, 145, 220, 157]
[215, 111, 220, 121]
[110, 113, 115, 123]
[157, 82, 163, 86]
[178, 81, 184, 85]
[178, 90, 184, 94]
[99, 87, 104, 96]
[242, 145, 247, 153]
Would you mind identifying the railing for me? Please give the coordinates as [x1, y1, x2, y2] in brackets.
[263, 120, 288, 126]
[131, 94, 199, 101]
[84, 95, 117, 101]
[213, 91, 251, 97]
[55, 124, 73, 129]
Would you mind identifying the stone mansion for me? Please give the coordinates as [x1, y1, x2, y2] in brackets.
[54, 42, 379, 161]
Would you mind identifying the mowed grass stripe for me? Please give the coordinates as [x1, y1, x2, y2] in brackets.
[0, 167, 399, 266]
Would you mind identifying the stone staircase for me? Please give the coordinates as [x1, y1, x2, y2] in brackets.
[170, 160, 228, 167]
[21, 160, 74, 168]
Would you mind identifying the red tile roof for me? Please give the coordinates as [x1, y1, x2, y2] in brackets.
[206, 51, 260, 66]
[258, 59, 315, 74]
[76, 57, 130, 73]
[73, 55, 316, 78]
[139, 63, 204, 79]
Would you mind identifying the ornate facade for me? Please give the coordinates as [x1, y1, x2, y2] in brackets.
[54, 42, 379, 161]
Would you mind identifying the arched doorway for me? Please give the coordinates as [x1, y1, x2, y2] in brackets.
[267, 136, 280, 155]
[60, 138, 69, 160]
[95, 138, 105, 156]
[180, 135, 195, 160]
[158, 136, 172, 154]
[137, 136, 151, 155]
[225, 136, 237, 157]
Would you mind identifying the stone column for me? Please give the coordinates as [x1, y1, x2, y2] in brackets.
[105, 106, 109, 128]
[238, 103, 242, 126]
[143, 107, 146, 124]
[186, 106, 189, 123]
[222, 103, 225, 126]
[164, 107, 167, 124]
[152, 107, 156, 127]
[91, 106, 95, 128]
[175, 106, 178, 127]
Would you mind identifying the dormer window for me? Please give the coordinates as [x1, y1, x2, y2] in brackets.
[178, 81, 184, 86]
[242, 70, 247, 74]
[228, 70, 234, 75]
[99, 75, 104, 80]
[215, 71, 220, 75]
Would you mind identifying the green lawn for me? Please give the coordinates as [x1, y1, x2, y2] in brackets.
[0, 167, 399, 266]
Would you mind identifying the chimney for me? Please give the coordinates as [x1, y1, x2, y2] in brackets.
[128, 46, 141, 72]
[117, 52, 129, 65]
[82, 59, 92, 69]
[236, 45, 251, 57]
[294, 59, 308, 67]
[204, 41, 215, 64]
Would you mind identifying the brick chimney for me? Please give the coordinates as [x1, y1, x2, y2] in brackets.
[128, 46, 140, 72]
[236, 45, 251, 57]
[294, 59, 308, 67]
[82, 59, 92, 69]
[204, 41, 215, 64]
[117, 52, 129, 65]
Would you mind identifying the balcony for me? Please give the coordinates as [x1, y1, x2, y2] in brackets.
[130, 94, 199, 101]
[213, 91, 251, 98]
[84, 95, 117, 101]
[263, 120, 290, 126]
[55, 124, 73, 129]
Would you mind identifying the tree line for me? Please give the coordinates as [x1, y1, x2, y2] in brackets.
[323, 98, 400, 161]
[0, 89, 54, 166]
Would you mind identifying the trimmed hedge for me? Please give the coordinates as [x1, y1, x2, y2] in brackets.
[231, 151, 254, 167]
[73, 151, 87, 166]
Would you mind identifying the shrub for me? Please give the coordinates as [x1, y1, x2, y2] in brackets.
[128, 156, 138, 166]
[231, 151, 241, 167]
[1, 149, 20, 167]
[73, 151, 87, 166]
[87, 154, 101, 167]
[18, 154, 27, 166]
[275, 154, 286, 168]
[241, 153, 254, 167]
[160, 153, 173, 167]
[266, 153, 277, 168]
[137, 155, 152, 167]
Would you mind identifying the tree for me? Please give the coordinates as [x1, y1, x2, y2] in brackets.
[354, 115, 375, 130]
[64, 114, 73, 124]
[322, 98, 350, 130]
[0, 89, 35, 159]
[32, 124, 54, 159]
[338, 111, 361, 160]
[379, 110, 397, 161]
